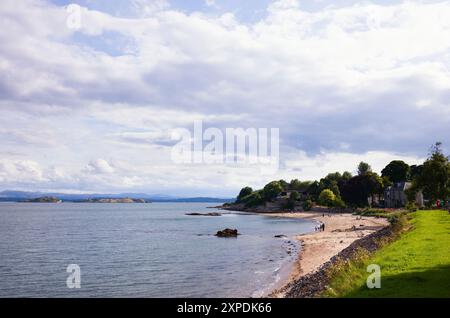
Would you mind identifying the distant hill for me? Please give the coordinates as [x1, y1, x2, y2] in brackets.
[0, 190, 234, 203]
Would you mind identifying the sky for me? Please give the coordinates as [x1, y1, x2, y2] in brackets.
[1, 0, 450, 197]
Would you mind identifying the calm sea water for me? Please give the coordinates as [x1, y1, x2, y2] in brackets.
[0, 202, 315, 298]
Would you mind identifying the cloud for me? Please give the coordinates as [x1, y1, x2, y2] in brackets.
[0, 0, 449, 195]
[85, 159, 115, 175]
[0, 159, 45, 184]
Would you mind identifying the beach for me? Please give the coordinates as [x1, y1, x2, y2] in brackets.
[266, 211, 390, 297]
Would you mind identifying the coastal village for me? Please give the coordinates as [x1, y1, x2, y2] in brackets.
[219, 143, 450, 297]
[227, 144, 449, 213]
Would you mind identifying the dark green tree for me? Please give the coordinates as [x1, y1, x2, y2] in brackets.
[342, 171, 353, 181]
[307, 181, 321, 201]
[236, 186, 253, 203]
[302, 199, 313, 211]
[243, 191, 264, 207]
[278, 179, 289, 189]
[285, 191, 300, 210]
[410, 164, 424, 180]
[263, 181, 283, 201]
[357, 161, 372, 176]
[319, 172, 342, 197]
[290, 179, 312, 191]
[341, 172, 383, 207]
[414, 142, 450, 203]
[381, 160, 410, 183]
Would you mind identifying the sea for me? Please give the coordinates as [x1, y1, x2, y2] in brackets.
[0, 202, 315, 297]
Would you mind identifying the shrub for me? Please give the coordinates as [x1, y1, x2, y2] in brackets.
[318, 189, 336, 207]
[303, 199, 313, 211]
[406, 201, 418, 212]
[333, 197, 347, 208]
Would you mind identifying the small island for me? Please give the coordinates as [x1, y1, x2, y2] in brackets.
[25, 196, 62, 203]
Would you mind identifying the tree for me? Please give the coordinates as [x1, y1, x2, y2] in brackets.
[342, 171, 353, 181]
[278, 179, 289, 189]
[307, 181, 321, 201]
[243, 191, 264, 207]
[303, 199, 313, 211]
[263, 181, 283, 201]
[358, 162, 372, 176]
[414, 142, 450, 203]
[381, 160, 410, 183]
[410, 164, 424, 180]
[319, 172, 342, 197]
[341, 172, 383, 207]
[290, 179, 312, 191]
[289, 191, 300, 201]
[236, 186, 253, 203]
[285, 191, 300, 210]
[318, 189, 336, 207]
[366, 172, 384, 205]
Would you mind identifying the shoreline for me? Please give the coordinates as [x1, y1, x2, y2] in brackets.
[265, 211, 389, 297]
[236, 210, 389, 298]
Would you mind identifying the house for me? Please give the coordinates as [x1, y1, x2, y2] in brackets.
[277, 190, 292, 199]
[276, 188, 309, 201]
[384, 182, 424, 208]
[384, 182, 410, 208]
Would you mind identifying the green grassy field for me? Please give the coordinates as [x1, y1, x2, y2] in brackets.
[324, 210, 450, 298]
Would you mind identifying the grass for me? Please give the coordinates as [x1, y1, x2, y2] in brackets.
[323, 210, 450, 298]
[354, 208, 405, 219]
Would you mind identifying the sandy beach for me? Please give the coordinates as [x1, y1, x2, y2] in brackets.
[267, 211, 389, 297]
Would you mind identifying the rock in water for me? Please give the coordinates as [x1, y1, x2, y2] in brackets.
[215, 228, 239, 237]
[186, 212, 222, 216]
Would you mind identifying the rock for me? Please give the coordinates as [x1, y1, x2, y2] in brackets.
[186, 212, 222, 216]
[215, 228, 239, 237]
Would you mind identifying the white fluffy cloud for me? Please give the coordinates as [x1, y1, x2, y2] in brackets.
[0, 0, 449, 195]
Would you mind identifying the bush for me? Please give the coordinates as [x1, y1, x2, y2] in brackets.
[284, 200, 295, 210]
[406, 202, 418, 212]
[318, 189, 336, 207]
[387, 212, 410, 233]
[333, 197, 347, 208]
[303, 199, 313, 211]
[284, 191, 300, 210]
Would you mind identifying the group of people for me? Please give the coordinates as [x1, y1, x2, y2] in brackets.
[315, 222, 325, 232]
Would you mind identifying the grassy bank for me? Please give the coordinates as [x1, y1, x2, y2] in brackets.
[323, 210, 450, 298]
